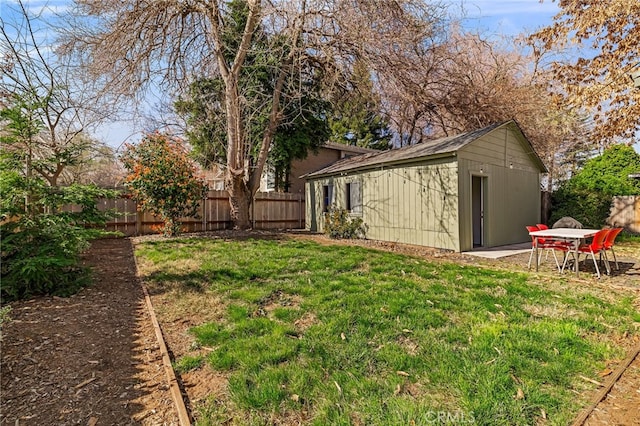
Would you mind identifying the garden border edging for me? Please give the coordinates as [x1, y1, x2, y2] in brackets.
[132, 242, 192, 426]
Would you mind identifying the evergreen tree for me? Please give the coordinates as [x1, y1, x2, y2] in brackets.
[329, 60, 391, 150]
[1, 95, 117, 300]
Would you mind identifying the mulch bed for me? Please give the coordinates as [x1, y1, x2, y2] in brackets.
[0, 238, 178, 425]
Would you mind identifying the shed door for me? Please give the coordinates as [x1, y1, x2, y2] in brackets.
[472, 176, 486, 247]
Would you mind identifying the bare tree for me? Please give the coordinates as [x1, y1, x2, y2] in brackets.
[0, 0, 112, 187]
[371, 28, 587, 189]
[61, 137, 125, 187]
[63, 0, 446, 228]
[532, 0, 640, 146]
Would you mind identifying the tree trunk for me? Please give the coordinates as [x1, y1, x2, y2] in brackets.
[223, 73, 252, 229]
[213, 1, 261, 230]
[227, 173, 252, 229]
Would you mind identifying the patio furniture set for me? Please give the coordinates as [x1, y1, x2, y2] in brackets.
[527, 224, 623, 278]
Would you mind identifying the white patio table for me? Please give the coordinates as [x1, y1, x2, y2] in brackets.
[528, 228, 600, 277]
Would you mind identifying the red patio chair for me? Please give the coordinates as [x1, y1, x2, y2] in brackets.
[536, 222, 570, 246]
[602, 227, 623, 270]
[562, 229, 610, 278]
[526, 225, 568, 271]
[536, 223, 573, 270]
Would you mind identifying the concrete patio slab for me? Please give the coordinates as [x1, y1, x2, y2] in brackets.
[464, 242, 531, 259]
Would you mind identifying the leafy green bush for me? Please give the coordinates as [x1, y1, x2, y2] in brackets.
[120, 132, 208, 237]
[0, 181, 119, 301]
[324, 207, 367, 239]
[551, 145, 640, 228]
[1, 89, 119, 301]
[551, 187, 611, 229]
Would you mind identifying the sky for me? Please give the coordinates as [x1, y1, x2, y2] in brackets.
[460, 0, 560, 37]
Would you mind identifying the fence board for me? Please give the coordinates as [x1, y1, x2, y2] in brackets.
[609, 196, 640, 233]
[96, 190, 304, 236]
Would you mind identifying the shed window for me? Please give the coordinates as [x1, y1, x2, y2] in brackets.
[322, 184, 333, 212]
[346, 182, 362, 214]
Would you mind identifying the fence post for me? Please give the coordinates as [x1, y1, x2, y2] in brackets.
[202, 195, 206, 232]
[251, 195, 256, 229]
[136, 202, 142, 236]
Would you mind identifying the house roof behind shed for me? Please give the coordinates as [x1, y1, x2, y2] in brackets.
[322, 141, 379, 155]
[305, 120, 535, 178]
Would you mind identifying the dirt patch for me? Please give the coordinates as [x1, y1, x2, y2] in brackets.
[0, 238, 178, 425]
[584, 347, 640, 426]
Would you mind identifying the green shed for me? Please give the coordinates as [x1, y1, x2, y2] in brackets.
[304, 120, 548, 252]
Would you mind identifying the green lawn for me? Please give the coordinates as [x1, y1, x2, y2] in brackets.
[135, 237, 640, 426]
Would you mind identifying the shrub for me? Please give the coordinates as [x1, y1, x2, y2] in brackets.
[120, 132, 208, 237]
[0, 184, 119, 301]
[551, 145, 640, 228]
[0, 93, 119, 301]
[324, 207, 367, 239]
[551, 186, 611, 229]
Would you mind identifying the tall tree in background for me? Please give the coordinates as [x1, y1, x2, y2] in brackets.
[533, 0, 640, 145]
[64, 0, 445, 228]
[429, 32, 590, 189]
[174, 0, 329, 193]
[372, 28, 585, 189]
[328, 60, 391, 150]
[62, 138, 124, 187]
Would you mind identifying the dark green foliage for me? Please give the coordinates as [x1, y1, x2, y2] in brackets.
[1, 99, 119, 301]
[551, 145, 640, 228]
[323, 207, 367, 239]
[0, 182, 119, 301]
[270, 99, 330, 191]
[173, 77, 228, 168]
[328, 60, 392, 150]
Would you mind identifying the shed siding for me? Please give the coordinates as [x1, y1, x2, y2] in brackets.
[459, 128, 540, 173]
[457, 130, 542, 251]
[306, 158, 460, 251]
[306, 123, 544, 253]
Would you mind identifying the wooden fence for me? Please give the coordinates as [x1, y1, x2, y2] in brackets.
[87, 190, 305, 236]
[609, 196, 640, 233]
